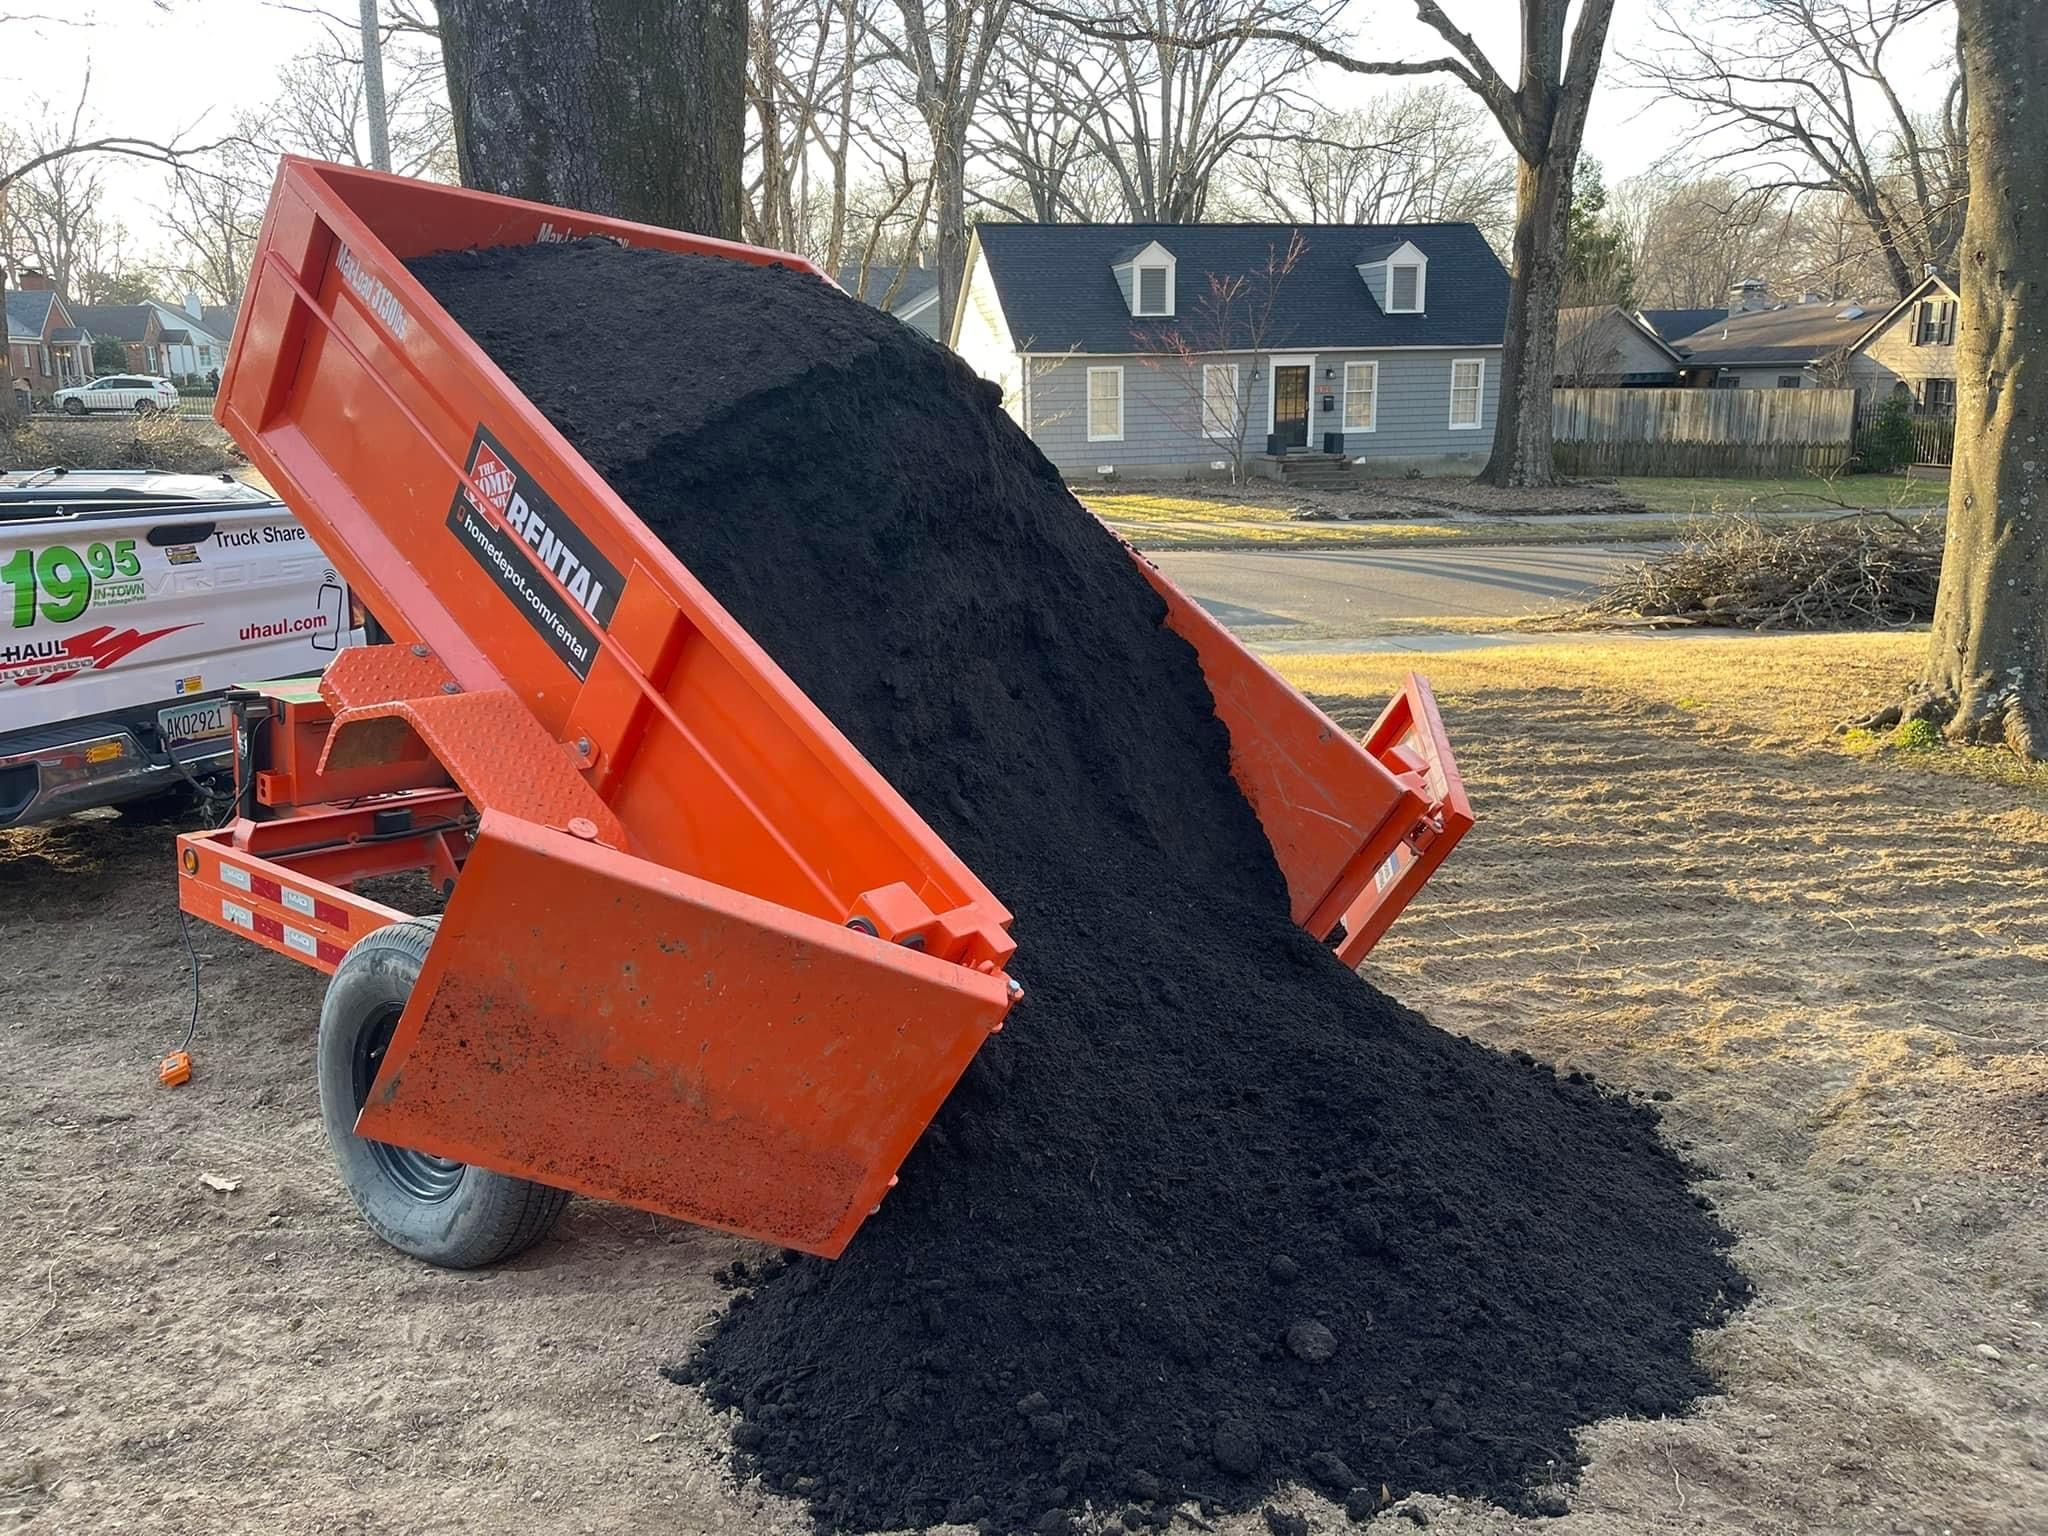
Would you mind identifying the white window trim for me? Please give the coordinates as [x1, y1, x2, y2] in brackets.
[1201, 362, 1240, 441]
[1086, 365, 1125, 442]
[1264, 354, 1316, 437]
[1386, 261, 1426, 314]
[1448, 357, 1485, 430]
[1341, 360, 1379, 433]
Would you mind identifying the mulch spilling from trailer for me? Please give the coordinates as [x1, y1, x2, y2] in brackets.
[413, 241, 1747, 1535]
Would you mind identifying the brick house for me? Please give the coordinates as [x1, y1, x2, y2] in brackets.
[7, 271, 92, 401]
[71, 303, 167, 376]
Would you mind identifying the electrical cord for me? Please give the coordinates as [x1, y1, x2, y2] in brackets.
[174, 907, 203, 1054]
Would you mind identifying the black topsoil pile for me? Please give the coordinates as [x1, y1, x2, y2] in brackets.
[413, 242, 1747, 1534]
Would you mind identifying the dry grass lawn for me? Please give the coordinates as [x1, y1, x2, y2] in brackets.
[1617, 475, 1949, 517]
[0, 632, 2041, 1534]
[1272, 633, 2048, 1534]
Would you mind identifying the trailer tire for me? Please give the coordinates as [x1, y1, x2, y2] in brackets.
[318, 917, 570, 1268]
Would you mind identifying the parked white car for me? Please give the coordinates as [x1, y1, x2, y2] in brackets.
[53, 375, 181, 416]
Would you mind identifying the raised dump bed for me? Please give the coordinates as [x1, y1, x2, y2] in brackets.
[178, 158, 1469, 1266]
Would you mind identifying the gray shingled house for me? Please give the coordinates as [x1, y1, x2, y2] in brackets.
[951, 222, 1507, 479]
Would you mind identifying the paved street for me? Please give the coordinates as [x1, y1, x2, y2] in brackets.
[1154, 543, 1661, 642]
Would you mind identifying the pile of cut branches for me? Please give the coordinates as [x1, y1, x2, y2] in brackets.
[1545, 512, 1942, 631]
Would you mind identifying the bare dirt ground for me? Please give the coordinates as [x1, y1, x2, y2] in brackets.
[3, 633, 2043, 1535]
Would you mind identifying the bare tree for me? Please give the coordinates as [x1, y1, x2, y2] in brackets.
[437, 0, 747, 237]
[879, 0, 1012, 321]
[973, 13, 1105, 221]
[1630, 0, 1967, 300]
[1553, 306, 1624, 387]
[1777, 190, 1896, 302]
[1062, 0, 1317, 223]
[1230, 88, 1516, 248]
[840, 143, 937, 302]
[1624, 174, 1784, 307]
[1135, 230, 1305, 484]
[0, 129, 112, 298]
[260, 32, 455, 178]
[0, 71, 223, 428]
[1865, 0, 2047, 757]
[160, 157, 265, 305]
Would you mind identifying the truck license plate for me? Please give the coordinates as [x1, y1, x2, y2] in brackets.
[158, 698, 231, 748]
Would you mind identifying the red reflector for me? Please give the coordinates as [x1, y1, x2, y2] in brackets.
[314, 899, 349, 929]
[254, 913, 283, 942]
[316, 939, 347, 966]
[251, 875, 282, 903]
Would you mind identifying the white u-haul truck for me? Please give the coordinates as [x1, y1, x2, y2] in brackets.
[0, 470, 361, 827]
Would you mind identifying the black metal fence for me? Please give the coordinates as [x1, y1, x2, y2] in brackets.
[1852, 401, 1955, 468]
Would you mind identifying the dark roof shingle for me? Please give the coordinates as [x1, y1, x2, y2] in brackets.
[1639, 307, 1726, 345]
[1667, 303, 1873, 367]
[6, 289, 55, 342]
[72, 304, 154, 342]
[973, 222, 1507, 353]
[835, 264, 939, 313]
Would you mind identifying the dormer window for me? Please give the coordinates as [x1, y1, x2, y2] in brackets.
[1112, 239, 1176, 318]
[1356, 239, 1428, 315]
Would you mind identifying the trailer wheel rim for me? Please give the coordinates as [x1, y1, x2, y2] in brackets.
[349, 1001, 466, 1203]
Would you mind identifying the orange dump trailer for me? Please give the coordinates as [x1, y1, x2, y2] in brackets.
[175, 158, 1472, 1267]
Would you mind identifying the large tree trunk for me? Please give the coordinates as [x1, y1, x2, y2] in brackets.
[1479, 152, 1573, 488]
[1882, 0, 2048, 757]
[437, 0, 746, 239]
[932, 125, 967, 324]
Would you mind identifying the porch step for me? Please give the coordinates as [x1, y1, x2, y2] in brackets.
[1269, 452, 1357, 490]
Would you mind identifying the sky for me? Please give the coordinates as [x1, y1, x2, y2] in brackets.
[0, 0, 1959, 262]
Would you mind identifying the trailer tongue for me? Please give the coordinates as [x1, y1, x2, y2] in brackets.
[174, 157, 1471, 1267]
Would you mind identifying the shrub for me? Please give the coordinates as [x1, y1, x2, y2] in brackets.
[1855, 394, 1918, 474]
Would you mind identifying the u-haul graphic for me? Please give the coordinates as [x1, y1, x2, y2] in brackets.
[0, 510, 353, 734]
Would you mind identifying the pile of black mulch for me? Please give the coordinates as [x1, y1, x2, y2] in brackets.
[413, 241, 1747, 1535]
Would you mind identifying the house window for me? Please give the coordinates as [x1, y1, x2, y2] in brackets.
[1201, 363, 1238, 440]
[1448, 358, 1484, 429]
[199, 346, 213, 366]
[1136, 266, 1169, 316]
[1712, 374, 1741, 390]
[1388, 264, 1422, 313]
[1087, 366, 1124, 441]
[1342, 361, 1378, 431]
[1915, 299, 1956, 346]
[1777, 375, 1803, 389]
[1921, 377, 1956, 411]
[38, 346, 50, 375]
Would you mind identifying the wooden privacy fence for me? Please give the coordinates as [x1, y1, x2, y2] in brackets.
[1552, 387, 1856, 476]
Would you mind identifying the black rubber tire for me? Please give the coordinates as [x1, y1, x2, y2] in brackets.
[317, 917, 569, 1268]
[134, 400, 157, 415]
[61, 397, 84, 416]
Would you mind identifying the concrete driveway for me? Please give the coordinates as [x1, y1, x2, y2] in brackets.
[1153, 543, 1660, 640]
